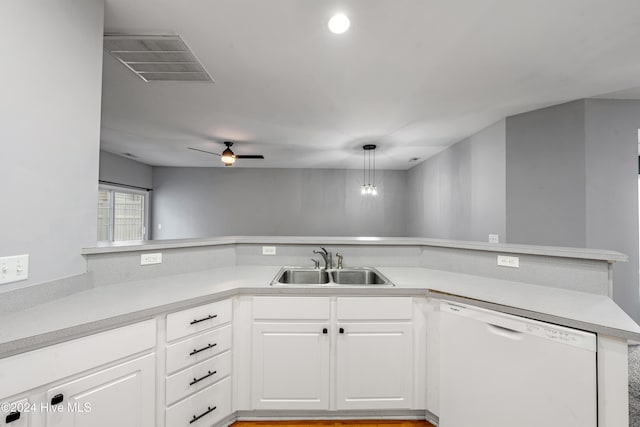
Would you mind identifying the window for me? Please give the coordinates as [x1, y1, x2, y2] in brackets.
[98, 185, 148, 242]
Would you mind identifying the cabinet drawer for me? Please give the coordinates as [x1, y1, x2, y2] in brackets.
[253, 297, 330, 320]
[337, 297, 413, 320]
[167, 299, 232, 342]
[166, 377, 231, 427]
[166, 351, 232, 406]
[166, 325, 231, 374]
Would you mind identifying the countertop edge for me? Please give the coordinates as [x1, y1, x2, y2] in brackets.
[427, 290, 640, 341]
[2, 282, 638, 359]
[81, 236, 628, 262]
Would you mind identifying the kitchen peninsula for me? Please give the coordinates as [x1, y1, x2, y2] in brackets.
[0, 236, 636, 427]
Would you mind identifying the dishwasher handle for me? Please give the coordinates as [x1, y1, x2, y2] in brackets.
[487, 323, 524, 340]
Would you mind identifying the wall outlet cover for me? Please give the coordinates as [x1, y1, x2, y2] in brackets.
[141, 253, 162, 265]
[497, 255, 519, 268]
[489, 234, 500, 244]
[262, 246, 277, 255]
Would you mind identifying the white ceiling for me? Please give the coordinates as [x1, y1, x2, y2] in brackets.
[101, 0, 640, 169]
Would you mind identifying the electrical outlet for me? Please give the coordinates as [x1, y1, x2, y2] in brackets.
[489, 234, 499, 244]
[497, 255, 519, 268]
[0, 254, 29, 285]
[262, 246, 276, 255]
[141, 253, 162, 265]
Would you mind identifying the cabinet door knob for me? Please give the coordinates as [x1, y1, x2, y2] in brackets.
[5, 412, 20, 424]
[322, 328, 328, 334]
[339, 327, 345, 334]
[51, 394, 64, 405]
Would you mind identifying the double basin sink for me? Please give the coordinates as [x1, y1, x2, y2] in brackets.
[271, 266, 394, 287]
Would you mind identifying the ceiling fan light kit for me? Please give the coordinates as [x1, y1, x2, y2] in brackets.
[220, 145, 236, 166]
[361, 144, 378, 196]
[188, 141, 264, 167]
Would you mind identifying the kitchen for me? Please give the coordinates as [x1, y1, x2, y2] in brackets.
[2, 1, 640, 427]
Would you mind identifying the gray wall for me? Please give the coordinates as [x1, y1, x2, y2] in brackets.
[407, 119, 506, 242]
[506, 100, 587, 246]
[0, 0, 104, 290]
[99, 151, 153, 189]
[584, 99, 640, 320]
[506, 99, 640, 321]
[152, 168, 408, 238]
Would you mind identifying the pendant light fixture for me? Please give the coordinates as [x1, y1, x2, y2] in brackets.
[361, 144, 378, 196]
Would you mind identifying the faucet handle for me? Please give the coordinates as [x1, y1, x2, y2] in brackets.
[311, 258, 320, 269]
[336, 253, 344, 269]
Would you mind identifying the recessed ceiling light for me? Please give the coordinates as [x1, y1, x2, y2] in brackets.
[328, 14, 350, 34]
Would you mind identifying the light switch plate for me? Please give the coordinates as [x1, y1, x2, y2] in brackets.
[0, 254, 29, 285]
[262, 246, 276, 255]
[488, 234, 499, 244]
[497, 255, 519, 268]
[141, 253, 162, 265]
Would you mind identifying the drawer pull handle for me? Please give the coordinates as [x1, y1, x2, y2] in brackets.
[190, 314, 217, 325]
[5, 412, 20, 423]
[189, 343, 217, 356]
[322, 328, 328, 334]
[190, 405, 216, 424]
[189, 370, 217, 386]
[51, 394, 64, 405]
[339, 327, 345, 334]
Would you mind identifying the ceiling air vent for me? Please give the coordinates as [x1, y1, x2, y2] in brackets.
[103, 34, 214, 83]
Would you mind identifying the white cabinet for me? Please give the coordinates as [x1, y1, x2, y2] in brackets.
[163, 299, 233, 427]
[0, 320, 156, 427]
[249, 296, 415, 411]
[251, 322, 330, 409]
[45, 354, 155, 427]
[336, 297, 413, 410]
[335, 322, 413, 410]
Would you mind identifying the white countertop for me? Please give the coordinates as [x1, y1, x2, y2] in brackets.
[1, 265, 638, 357]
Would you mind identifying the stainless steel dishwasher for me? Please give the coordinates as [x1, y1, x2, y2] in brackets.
[439, 301, 597, 427]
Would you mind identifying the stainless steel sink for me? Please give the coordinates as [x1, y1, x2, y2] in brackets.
[330, 268, 389, 285]
[271, 267, 393, 286]
[273, 268, 331, 284]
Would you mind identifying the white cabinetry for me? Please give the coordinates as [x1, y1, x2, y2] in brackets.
[251, 297, 330, 410]
[164, 299, 233, 427]
[336, 322, 412, 409]
[252, 322, 330, 409]
[335, 297, 413, 410]
[250, 296, 415, 411]
[45, 354, 155, 427]
[0, 320, 156, 427]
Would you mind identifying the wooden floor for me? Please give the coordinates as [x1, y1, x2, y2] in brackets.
[232, 421, 435, 427]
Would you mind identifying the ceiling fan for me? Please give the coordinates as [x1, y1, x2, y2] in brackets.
[188, 141, 265, 167]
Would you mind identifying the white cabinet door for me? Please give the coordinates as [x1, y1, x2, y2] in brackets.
[45, 353, 155, 427]
[336, 322, 413, 410]
[251, 322, 330, 410]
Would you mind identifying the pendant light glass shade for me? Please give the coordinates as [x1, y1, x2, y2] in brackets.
[361, 144, 378, 196]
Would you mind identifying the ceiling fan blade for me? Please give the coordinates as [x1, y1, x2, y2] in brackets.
[236, 155, 265, 159]
[188, 147, 221, 156]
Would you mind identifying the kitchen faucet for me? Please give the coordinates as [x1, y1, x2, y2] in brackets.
[312, 247, 332, 270]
